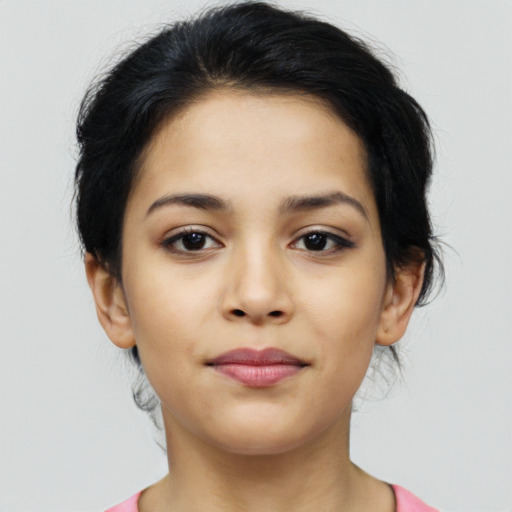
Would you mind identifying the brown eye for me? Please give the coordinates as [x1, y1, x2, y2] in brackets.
[181, 232, 207, 250]
[303, 233, 328, 251]
[293, 231, 354, 253]
[162, 229, 221, 254]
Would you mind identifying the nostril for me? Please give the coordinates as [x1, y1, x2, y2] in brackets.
[230, 309, 284, 319]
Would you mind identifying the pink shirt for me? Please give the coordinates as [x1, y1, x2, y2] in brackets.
[105, 484, 438, 511]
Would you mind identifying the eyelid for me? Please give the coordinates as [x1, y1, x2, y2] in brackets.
[160, 226, 223, 254]
[290, 228, 355, 253]
[159, 225, 354, 256]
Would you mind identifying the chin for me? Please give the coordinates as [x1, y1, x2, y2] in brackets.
[204, 413, 321, 457]
[213, 432, 309, 456]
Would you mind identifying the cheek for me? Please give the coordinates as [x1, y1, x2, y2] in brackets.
[303, 264, 387, 375]
[121, 263, 213, 378]
[125, 254, 213, 329]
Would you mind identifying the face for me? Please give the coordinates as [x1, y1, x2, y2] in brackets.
[114, 91, 395, 455]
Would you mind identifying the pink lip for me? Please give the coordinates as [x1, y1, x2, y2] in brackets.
[207, 348, 307, 387]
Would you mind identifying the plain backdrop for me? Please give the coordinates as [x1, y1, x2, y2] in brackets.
[1, 1, 511, 511]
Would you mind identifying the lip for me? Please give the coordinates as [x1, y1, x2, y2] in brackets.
[207, 348, 308, 387]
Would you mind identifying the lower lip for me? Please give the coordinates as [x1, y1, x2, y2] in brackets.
[212, 363, 303, 387]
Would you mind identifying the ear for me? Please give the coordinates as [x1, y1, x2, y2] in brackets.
[84, 253, 135, 349]
[376, 260, 425, 346]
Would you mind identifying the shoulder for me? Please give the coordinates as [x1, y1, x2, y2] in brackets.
[104, 491, 141, 512]
[391, 485, 439, 512]
[103, 486, 437, 512]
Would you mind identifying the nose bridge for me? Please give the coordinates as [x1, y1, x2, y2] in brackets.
[223, 234, 292, 323]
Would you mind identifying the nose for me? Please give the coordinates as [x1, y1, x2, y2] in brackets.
[221, 241, 294, 325]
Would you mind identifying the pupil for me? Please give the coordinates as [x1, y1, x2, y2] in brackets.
[183, 233, 205, 250]
[305, 233, 327, 251]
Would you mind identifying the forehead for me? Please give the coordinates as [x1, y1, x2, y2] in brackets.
[130, 90, 377, 222]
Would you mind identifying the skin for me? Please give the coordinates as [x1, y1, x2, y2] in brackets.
[86, 90, 424, 511]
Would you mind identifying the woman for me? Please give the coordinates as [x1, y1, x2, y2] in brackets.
[75, 2, 441, 510]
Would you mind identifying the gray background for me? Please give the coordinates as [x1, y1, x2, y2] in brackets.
[1, 1, 510, 510]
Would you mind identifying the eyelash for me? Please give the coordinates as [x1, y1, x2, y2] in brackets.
[161, 228, 354, 256]
[161, 228, 221, 255]
[291, 231, 354, 253]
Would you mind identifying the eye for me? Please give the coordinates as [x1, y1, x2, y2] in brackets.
[292, 231, 354, 253]
[161, 228, 222, 254]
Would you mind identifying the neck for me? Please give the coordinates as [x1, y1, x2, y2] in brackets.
[138, 408, 393, 512]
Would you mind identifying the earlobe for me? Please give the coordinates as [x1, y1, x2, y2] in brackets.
[376, 261, 425, 346]
[84, 253, 135, 349]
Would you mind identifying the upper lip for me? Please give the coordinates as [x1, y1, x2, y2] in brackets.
[207, 348, 307, 366]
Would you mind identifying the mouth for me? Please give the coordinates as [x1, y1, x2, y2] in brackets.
[206, 348, 308, 387]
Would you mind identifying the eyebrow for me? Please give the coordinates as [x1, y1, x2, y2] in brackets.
[279, 192, 369, 220]
[146, 193, 230, 216]
[146, 191, 368, 220]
